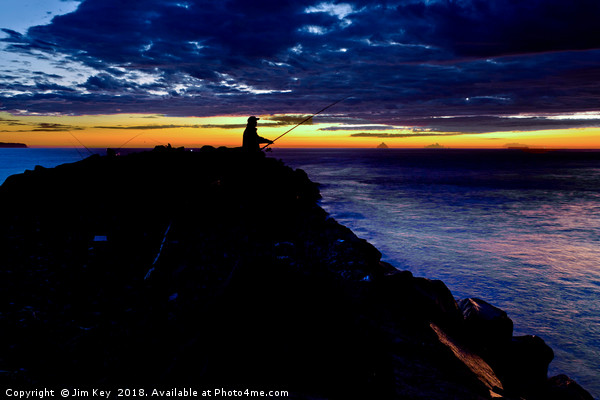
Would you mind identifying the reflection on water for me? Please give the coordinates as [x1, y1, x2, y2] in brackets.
[274, 149, 600, 398]
[1, 148, 597, 397]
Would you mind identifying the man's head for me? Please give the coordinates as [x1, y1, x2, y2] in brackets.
[248, 116, 260, 124]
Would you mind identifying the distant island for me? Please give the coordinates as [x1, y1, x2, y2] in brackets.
[425, 142, 445, 148]
[505, 144, 556, 154]
[0, 142, 27, 148]
[377, 142, 389, 148]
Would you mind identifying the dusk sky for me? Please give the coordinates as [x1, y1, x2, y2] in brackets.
[1, 0, 600, 148]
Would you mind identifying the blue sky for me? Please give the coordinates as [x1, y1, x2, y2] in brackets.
[0, 0, 80, 33]
[1, 0, 600, 136]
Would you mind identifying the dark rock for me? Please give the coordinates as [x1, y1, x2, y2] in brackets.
[498, 335, 555, 396]
[458, 297, 514, 355]
[0, 142, 27, 148]
[378, 260, 399, 275]
[412, 277, 462, 325]
[375, 270, 463, 331]
[0, 148, 590, 400]
[547, 374, 595, 400]
[454, 299, 592, 400]
[153, 143, 184, 152]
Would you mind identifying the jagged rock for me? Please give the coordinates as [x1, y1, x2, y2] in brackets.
[412, 277, 463, 324]
[455, 299, 592, 400]
[458, 297, 514, 354]
[374, 270, 463, 331]
[430, 323, 505, 398]
[0, 148, 591, 399]
[499, 335, 555, 396]
[378, 260, 399, 275]
[547, 374, 594, 400]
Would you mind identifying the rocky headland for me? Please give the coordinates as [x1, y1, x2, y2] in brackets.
[0, 142, 27, 148]
[0, 147, 593, 399]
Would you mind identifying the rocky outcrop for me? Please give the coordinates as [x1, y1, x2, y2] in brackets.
[0, 147, 593, 399]
[548, 375, 595, 400]
[456, 298, 559, 398]
[0, 142, 27, 148]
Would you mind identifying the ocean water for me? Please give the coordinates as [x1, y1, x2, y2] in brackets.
[273, 148, 600, 398]
[0, 148, 97, 185]
[1, 147, 598, 397]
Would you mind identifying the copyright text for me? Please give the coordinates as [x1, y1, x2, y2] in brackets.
[5, 387, 289, 398]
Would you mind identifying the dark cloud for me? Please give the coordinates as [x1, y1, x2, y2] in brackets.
[82, 75, 130, 91]
[320, 125, 398, 131]
[198, 123, 248, 130]
[420, 0, 600, 57]
[343, 114, 600, 135]
[93, 124, 196, 130]
[1, 29, 23, 41]
[0, 116, 22, 123]
[199, 115, 312, 129]
[32, 122, 84, 131]
[1, 122, 84, 132]
[264, 115, 312, 125]
[0, 0, 599, 132]
[15, 0, 315, 71]
[35, 81, 77, 92]
[351, 132, 464, 138]
[32, 71, 63, 79]
[388, 115, 600, 133]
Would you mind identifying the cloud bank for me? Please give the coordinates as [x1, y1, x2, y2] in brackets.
[1, 0, 599, 133]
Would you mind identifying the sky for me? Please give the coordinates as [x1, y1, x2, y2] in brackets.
[1, 0, 600, 148]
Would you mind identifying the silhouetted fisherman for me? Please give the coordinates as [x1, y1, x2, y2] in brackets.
[243, 116, 272, 151]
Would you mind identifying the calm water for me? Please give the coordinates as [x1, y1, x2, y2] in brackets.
[273, 148, 600, 398]
[1, 148, 598, 397]
[0, 148, 95, 185]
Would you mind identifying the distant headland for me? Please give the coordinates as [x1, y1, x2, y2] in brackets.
[0, 142, 27, 148]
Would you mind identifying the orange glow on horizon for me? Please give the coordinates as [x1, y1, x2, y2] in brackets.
[1, 112, 600, 149]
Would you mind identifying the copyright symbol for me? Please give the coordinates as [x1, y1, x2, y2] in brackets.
[61, 389, 70, 397]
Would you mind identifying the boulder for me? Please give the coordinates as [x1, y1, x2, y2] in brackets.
[413, 277, 462, 322]
[458, 297, 514, 354]
[546, 374, 595, 400]
[380, 273, 463, 327]
[0, 148, 592, 400]
[499, 335, 555, 396]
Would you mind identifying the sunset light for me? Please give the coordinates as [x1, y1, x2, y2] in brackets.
[2, 111, 600, 149]
[1, 1, 600, 398]
[1, 1, 599, 149]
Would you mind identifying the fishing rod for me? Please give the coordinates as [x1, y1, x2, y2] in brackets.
[68, 131, 94, 156]
[115, 132, 145, 152]
[261, 96, 350, 151]
[69, 139, 88, 160]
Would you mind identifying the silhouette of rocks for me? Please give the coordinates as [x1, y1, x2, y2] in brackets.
[0, 142, 27, 148]
[0, 147, 593, 399]
[482, 334, 552, 398]
[547, 375, 595, 400]
[458, 297, 514, 363]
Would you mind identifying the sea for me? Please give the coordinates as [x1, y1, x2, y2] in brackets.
[1, 147, 599, 398]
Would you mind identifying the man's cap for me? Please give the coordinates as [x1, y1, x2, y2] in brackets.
[248, 116, 260, 122]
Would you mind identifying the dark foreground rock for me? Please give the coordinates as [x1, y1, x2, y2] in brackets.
[0, 147, 593, 399]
